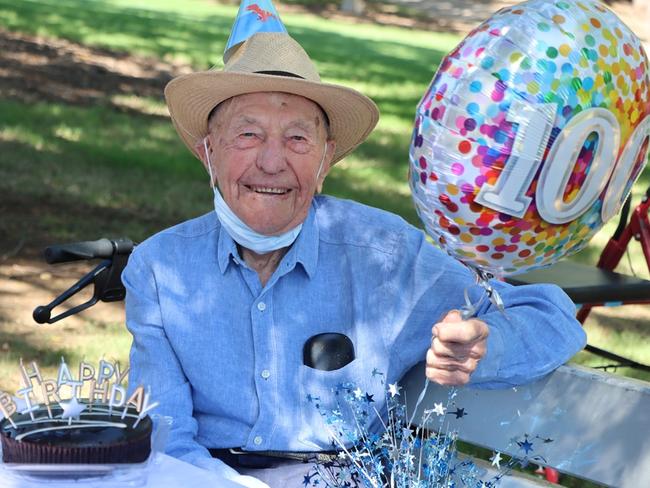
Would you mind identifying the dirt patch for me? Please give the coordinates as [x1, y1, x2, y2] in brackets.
[0, 28, 191, 108]
[0, 258, 125, 329]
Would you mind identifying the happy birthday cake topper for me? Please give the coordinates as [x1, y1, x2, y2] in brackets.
[0, 358, 158, 435]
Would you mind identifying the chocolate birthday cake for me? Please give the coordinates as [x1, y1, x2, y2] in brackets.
[1, 403, 152, 464]
[0, 359, 158, 465]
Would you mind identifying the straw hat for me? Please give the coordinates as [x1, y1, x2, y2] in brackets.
[165, 32, 380, 165]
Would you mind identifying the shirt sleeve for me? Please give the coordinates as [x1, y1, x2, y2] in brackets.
[383, 226, 587, 389]
[123, 246, 233, 472]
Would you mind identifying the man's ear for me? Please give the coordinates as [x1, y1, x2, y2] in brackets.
[316, 140, 336, 193]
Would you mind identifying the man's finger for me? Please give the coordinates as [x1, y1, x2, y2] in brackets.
[429, 358, 478, 374]
[431, 309, 463, 335]
[431, 338, 480, 360]
[442, 309, 464, 323]
[426, 348, 478, 373]
[434, 320, 488, 344]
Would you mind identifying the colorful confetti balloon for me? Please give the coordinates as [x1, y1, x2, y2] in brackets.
[410, 0, 650, 277]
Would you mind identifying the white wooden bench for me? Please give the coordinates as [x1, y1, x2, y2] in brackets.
[402, 363, 650, 487]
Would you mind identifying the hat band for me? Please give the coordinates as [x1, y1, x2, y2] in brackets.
[251, 70, 330, 126]
[254, 70, 305, 79]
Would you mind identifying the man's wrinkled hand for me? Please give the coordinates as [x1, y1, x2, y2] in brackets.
[425, 310, 489, 386]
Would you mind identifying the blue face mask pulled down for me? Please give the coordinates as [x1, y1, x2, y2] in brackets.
[203, 138, 326, 254]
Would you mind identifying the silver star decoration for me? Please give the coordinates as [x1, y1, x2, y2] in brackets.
[432, 402, 446, 416]
[404, 452, 415, 467]
[491, 451, 503, 469]
[353, 387, 364, 400]
[387, 383, 402, 397]
[59, 397, 86, 420]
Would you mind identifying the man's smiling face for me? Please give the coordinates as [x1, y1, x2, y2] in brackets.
[203, 92, 335, 236]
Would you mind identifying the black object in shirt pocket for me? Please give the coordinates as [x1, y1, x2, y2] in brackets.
[303, 332, 355, 371]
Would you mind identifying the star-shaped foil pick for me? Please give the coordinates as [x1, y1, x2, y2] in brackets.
[387, 383, 402, 397]
[60, 397, 86, 420]
[449, 407, 467, 419]
[518, 436, 534, 455]
[432, 402, 446, 416]
[490, 451, 502, 469]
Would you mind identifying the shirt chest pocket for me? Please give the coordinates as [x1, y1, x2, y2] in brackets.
[297, 360, 384, 450]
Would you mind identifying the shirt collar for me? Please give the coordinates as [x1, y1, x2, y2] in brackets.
[281, 201, 319, 279]
[217, 218, 241, 274]
[215, 201, 320, 278]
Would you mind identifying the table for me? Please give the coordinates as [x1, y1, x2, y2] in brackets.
[0, 453, 245, 488]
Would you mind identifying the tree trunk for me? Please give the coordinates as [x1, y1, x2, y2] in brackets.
[340, 0, 365, 15]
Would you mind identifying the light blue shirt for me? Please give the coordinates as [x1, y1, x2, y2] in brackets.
[123, 195, 586, 468]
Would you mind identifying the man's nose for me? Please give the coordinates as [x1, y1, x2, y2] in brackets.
[256, 137, 287, 174]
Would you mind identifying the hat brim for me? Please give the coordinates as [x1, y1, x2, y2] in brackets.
[164, 71, 379, 164]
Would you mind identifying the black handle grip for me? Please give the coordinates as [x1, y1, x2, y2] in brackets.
[44, 238, 133, 264]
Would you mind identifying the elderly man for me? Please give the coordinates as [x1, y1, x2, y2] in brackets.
[123, 26, 586, 488]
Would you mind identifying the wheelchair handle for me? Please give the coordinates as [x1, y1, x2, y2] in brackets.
[34, 237, 134, 324]
[44, 238, 134, 264]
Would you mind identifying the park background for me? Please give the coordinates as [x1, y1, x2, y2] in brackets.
[0, 2, 648, 481]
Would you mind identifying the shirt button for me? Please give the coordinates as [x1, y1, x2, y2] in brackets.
[261, 369, 271, 379]
[254, 436, 263, 445]
[257, 302, 266, 311]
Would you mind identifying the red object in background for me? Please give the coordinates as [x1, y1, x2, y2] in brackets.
[534, 466, 560, 484]
[544, 467, 560, 483]
[576, 186, 650, 323]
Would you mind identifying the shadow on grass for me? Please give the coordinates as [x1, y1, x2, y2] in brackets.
[0, 30, 185, 111]
[573, 350, 650, 383]
[0, 324, 72, 367]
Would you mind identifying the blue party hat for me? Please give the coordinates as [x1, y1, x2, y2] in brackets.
[224, 0, 288, 62]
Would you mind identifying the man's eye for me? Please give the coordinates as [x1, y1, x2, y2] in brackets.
[290, 135, 307, 141]
[240, 132, 257, 138]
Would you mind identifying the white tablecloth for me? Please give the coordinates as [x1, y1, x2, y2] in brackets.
[0, 453, 245, 488]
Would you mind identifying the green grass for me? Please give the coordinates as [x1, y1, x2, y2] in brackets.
[0, 99, 208, 244]
[572, 305, 650, 383]
[0, 318, 131, 392]
[0, 2, 648, 486]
